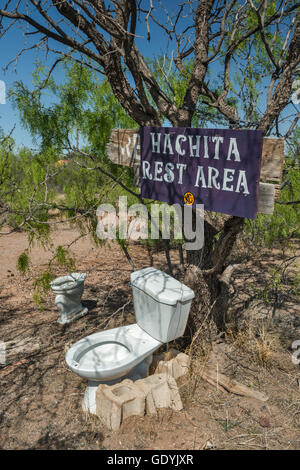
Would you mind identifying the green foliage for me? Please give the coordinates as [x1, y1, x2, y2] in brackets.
[149, 57, 194, 109]
[33, 271, 55, 310]
[250, 268, 285, 305]
[9, 59, 137, 153]
[31, 246, 76, 309]
[0, 143, 54, 239]
[249, 260, 300, 311]
[1, 59, 141, 303]
[245, 163, 300, 248]
[148, 57, 224, 127]
[53, 246, 76, 271]
[17, 251, 30, 274]
[1, 59, 139, 243]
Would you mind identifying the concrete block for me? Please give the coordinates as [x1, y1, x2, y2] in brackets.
[149, 348, 180, 374]
[95, 379, 145, 430]
[155, 352, 190, 380]
[136, 373, 183, 415]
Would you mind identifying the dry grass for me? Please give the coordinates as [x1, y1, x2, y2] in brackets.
[225, 321, 281, 368]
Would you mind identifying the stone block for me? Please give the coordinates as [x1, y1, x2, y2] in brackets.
[149, 348, 180, 374]
[95, 379, 145, 431]
[154, 352, 190, 380]
[136, 373, 183, 415]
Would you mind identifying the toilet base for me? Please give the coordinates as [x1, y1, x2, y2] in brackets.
[57, 306, 88, 325]
[82, 354, 153, 415]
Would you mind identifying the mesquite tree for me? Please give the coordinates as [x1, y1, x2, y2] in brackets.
[0, 1, 299, 336]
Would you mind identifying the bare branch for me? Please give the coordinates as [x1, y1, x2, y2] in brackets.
[248, 0, 280, 70]
[285, 112, 300, 139]
[258, 18, 300, 131]
[0, 7, 104, 64]
[276, 200, 300, 205]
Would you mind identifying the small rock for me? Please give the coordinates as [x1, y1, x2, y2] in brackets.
[154, 352, 190, 380]
[259, 416, 271, 428]
[204, 440, 215, 449]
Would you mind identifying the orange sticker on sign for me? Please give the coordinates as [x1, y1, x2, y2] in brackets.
[184, 192, 194, 205]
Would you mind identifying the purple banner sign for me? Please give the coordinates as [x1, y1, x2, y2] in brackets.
[140, 126, 264, 219]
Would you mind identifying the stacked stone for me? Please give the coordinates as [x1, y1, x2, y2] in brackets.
[95, 350, 190, 430]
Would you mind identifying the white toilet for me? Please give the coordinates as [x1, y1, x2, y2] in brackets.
[65, 267, 195, 414]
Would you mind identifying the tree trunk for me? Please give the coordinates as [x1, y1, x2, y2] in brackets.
[182, 214, 245, 344]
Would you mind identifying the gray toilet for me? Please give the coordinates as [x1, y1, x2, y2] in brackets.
[50, 272, 88, 324]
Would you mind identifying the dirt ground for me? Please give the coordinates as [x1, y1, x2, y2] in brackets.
[0, 225, 299, 450]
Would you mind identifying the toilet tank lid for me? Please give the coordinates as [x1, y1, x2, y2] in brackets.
[130, 267, 195, 306]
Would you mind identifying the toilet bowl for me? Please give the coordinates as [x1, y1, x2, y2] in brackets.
[66, 323, 162, 382]
[65, 267, 195, 414]
[50, 272, 88, 324]
[66, 323, 162, 413]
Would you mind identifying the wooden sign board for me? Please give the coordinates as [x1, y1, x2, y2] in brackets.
[106, 129, 285, 215]
[106, 129, 140, 166]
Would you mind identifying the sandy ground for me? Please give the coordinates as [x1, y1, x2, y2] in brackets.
[0, 225, 300, 450]
[0, 226, 97, 277]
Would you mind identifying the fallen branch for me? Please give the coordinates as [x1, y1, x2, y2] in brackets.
[99, 299, 131, 329]
[200, 368, 269, 402]
[0, 359, 28, 378]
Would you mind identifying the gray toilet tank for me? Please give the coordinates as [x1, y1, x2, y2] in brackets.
[130, 267, 195, 343]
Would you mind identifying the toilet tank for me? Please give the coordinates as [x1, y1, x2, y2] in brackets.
[130, 267, 195, 343]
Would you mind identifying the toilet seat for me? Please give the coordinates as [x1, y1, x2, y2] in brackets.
[65, 323, 162, 382]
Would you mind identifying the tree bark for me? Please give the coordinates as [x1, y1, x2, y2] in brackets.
[183, 215, 245, 342]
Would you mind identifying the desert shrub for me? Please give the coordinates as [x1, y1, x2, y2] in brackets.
[33, 271, 55, 310]
[17, 251, 30, 274]
[245, 163, 300, 248]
